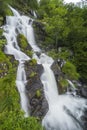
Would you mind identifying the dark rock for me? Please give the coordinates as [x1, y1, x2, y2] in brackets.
[25, 61, 48, 119]
[81, 86, 87, 98]
[77, 85, 87, 98]
[51, 60, 61, 79]
[51, 60, 66, 94]
[73, 81, 87, 98]
[33, 21, 46, 49]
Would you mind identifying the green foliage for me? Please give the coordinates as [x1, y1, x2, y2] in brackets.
[0, 64, 19, 112]
[37, 0, 87, 83]
[38, 0, 69, 47]
[0, 28, 3, 35]
[0, 111, 44, 130]
[17, 34, 33, 57]
[48, 48, 71, 60]
[59, 78, 69, 88]
[36, 90, 41, 98]
[0, 0, 13, 16]
[0, 17, 3, 26]
[30, 58, 37, 66]
[26, 50, 33, 57]
[0, 29, 6, 50]
[58, 78, 69, 93]
[73, 42, 87, 82]
[11, 0, 38, 15]
[0, 27, 19, 113]
[62, 61, 80, 80]
[58, 48, 71, 60]
[47, 49, 58, 59]
[17, 34, 28, 50]
[30, 72, 37, 78]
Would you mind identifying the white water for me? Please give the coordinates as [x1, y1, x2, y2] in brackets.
[3, 8, 30, 117]
[3, 7, 87, 129]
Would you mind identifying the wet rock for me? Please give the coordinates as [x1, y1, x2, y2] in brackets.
[73, 81, 87, 98]
[25, 61, 48, 119]
[51, 60, 66, 94]
[77, 85, 87, 98]
[51, 60, 62, 79]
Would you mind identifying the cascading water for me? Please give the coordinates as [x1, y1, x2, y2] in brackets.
[3, 8, 30, 117]
[3, 6, 87, 129]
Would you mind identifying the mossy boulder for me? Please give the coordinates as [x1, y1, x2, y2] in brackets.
[17, 34, 32, 57]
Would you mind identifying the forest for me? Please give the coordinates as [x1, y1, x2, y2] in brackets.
[0, 0, 87, 130]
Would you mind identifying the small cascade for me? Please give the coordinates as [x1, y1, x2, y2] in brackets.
[67, 79, 76, 89]
[3, 7, 30, 117]
[16, 62, 30, 117]
[3, 6, 87, 129]
[67, 79, 77, 95]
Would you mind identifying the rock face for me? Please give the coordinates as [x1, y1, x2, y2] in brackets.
[76, 85, 87, 98]
[51, 60, 67, 94]
[25, 61, 48, 119]
[33, 21, 46, 50]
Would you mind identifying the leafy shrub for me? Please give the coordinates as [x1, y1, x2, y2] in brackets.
[62, 61, 80, 80]
[48, 48, 71, 60]
[0, 111, 44, 130]
[0, 1, 13, 17]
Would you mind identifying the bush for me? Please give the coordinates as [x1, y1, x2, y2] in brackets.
[0, 111, 44, 130]
[62, 61, 80, 80]
[48, 48, 71, 60]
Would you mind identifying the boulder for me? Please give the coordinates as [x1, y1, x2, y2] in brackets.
[51, 60, 67, 94]
[25, 61, 48, 119]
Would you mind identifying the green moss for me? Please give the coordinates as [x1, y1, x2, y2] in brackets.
[30, 72, 37, 78]
[17, 34, 28, 50]
[6, 8, 13, 16]
[0, 29, 6, 51]
[26, 50, 33, 57]
[30, 59, 37, 66]
[0, 16, 3, 25]
[36, 90, 41, 98]
[0, 28, 3, 35]
[0, 39, 6, 50]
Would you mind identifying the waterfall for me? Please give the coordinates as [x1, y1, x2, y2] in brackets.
[3, 7, 87, 129]
[3, 8, 30, 117]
